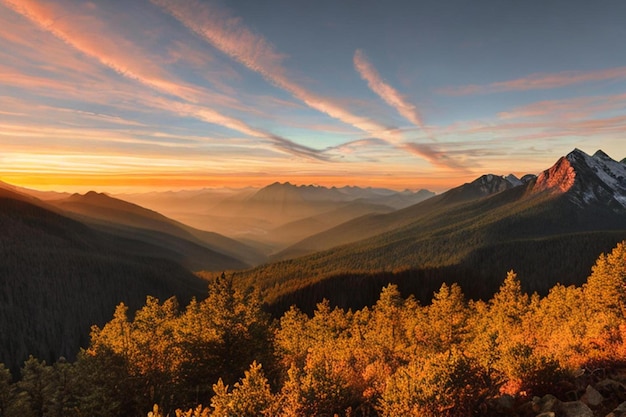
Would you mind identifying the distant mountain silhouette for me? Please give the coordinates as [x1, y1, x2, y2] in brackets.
[49, 191, 264, 268]
[276, 174, 519, 258]
[122, 183, 434, 252]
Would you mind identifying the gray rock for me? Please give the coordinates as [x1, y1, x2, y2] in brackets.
[597, 379, 626, 399]
[557, 400, 593, 417]
[581, 384, 604, 407]
[532, 394, 559, 413]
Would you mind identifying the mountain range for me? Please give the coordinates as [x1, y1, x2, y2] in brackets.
[1, 148, 624, 372]
[118, 183, 435, 253]
[234, 149, 626, 313]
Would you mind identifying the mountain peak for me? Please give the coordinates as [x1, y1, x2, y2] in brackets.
[534, 149, 626, 210]
[534, 156, 576, 194]
[505, 174, 523, 187]
[593, 149, 611, 160]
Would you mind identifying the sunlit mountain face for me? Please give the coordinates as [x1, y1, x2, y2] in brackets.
[1, 1, 625, 194]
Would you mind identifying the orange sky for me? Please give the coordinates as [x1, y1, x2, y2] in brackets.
[1, 0, 624, 194]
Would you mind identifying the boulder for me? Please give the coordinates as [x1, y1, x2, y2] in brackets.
[532, 394, 559, 413]
[597, 379, 626, 401]
[556, 400, 593, 417]
[581, 384, 604, 407]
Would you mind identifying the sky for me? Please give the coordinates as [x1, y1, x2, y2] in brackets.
[1, 0, 625, 193]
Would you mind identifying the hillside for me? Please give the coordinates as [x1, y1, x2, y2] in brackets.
[276, 173, 523, 259]
[120, 183, 434, 251]
[49, 191, 265, 268]
[233, 149, 626, 313]
[0, 186, 209, 372]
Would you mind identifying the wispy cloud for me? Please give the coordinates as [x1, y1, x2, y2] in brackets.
[151, 1, 394, 137]
[353, 49, 426, 129]
[498, 92, 626, 120]
[1, 0, 324, 161]
[439, 66, 626, 96]
[401, 143, 469, 171]
[151, 0, 464, 171]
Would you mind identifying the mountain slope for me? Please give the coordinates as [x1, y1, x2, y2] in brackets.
[144, 183, 435, 249]
[0, 187, 208, 372]
[269, 201, 396, 257]
[277, 173, 518, 258]
[49, 191, 265, 268]
[235, 149, 626, 312]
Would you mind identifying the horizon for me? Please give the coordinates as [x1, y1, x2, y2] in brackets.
[1, 1, 625, 193]
[2, 147, 622, 195]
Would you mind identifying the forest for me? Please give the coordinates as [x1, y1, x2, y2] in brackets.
[1, 241, 625, 417]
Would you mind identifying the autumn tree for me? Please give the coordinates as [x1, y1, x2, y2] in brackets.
[583, 241, 626, 359]
[210, 362, 273, 417]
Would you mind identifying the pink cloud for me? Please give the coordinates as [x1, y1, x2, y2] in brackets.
[439, 66, 626, 95]
[152, 0, 465, 171]
[151, 1, 396, 139]
[1, 0, 325, 161]
[353, 49, 426, 129]
[498, 93, 626, 120]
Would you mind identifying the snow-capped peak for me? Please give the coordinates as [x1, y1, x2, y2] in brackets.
[505, 174, 523, 187]
[535, 148, 626, 210]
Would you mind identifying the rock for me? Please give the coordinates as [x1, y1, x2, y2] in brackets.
[606, 401, 626, 417]
[556, 400, 593, 417]
[597, 379, 626, 400]
[581, 384, 604, 407]
[532, 394, 559, 413]
[536, 412, 555, 417]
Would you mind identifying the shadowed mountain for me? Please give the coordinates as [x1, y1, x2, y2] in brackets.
[276, 173, 520, 259]
[49, 191, 265, 268]
[234, 149, 626, 313]
[121, 183, 434, 251]
[0, 180, 71, 201]
[0, 186, 208, 372]
[268, 200, 396, 257]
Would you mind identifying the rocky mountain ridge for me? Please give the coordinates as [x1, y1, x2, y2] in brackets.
[532, 149, 626, 212]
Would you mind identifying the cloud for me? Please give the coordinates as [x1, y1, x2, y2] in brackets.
[151, 0, 395, 138]
[498, 93, 626, 120]
[353, 49, 426, 129]
[1, 0, 323, 161]
[439, 66, 626, 96]
[152, 0, 466, 171]
[401, 143, 469, 172]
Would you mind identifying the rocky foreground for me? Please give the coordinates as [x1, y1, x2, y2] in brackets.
[486, 367, 626, 417]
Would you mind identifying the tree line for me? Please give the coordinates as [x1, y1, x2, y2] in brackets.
[1, 242, 625, 417]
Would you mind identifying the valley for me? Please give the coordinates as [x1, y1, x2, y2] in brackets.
[1, 148, 625, 375]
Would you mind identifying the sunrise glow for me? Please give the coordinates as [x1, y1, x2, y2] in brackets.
[1, 0, 624, 193]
